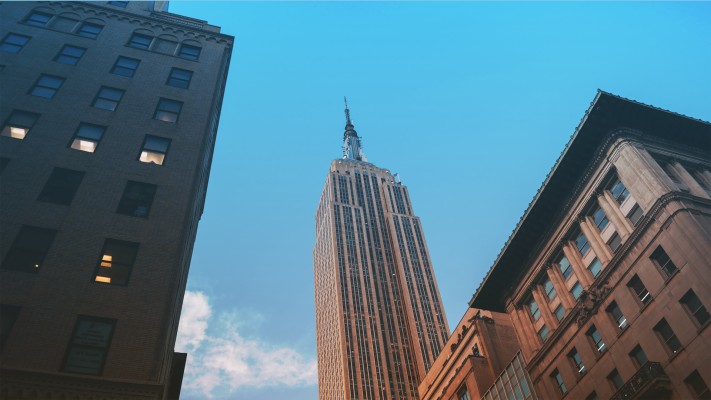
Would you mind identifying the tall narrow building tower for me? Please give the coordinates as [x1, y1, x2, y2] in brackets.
[314, 101, 450, 400]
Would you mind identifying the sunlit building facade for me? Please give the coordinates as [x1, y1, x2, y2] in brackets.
[314, 103, 450, 399]
[0, 2, 232, 398]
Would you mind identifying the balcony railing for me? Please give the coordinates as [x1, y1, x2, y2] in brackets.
[610, 362, 670, 400]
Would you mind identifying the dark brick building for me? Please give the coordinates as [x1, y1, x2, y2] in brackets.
[0, 2, 232, 398]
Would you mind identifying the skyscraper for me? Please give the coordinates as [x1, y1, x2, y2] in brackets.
[0, 2, 232, 398]
[314, 101, 450, 400]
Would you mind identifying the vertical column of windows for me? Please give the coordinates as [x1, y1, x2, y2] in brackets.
[392, 186, 408, 215]
[412, 219, 448, 344]
[338, 175, 350, 204]
[402, 188, 412, 215]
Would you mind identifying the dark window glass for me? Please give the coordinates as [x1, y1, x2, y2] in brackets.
[588, 258, 602, 278]
[178, 43, 201, 60]
[139, 135, 171, 165]
[117, 181, 157, 218]
[629, 344, 648, 367]
[543, 277, 557, 300]
[166, 67, 192, 89]
[538, 325, 549, 342]
[54, 44, 86, 65]
[37, 168, 85, 205]
[608, 369, 624, 390]
[528, 298, 540, 321]
[685, 370, 711, 399]
[585, 392, 599, 400]
[457, 386, 471, 400]
[25, 11, 52, 27]
[128, 33, 152, 49]
[558, 255, 572, 279]
[92, 86, 124, 111]
[610, 178, 630, 204]
[681, 289, 711, 326]
[30, 74, 65, 99]
[76, 22, 103, 39]
[62, 316, 115, 375]
[108, 1, 128, 7]
[0, 33, 31, 53]
[153, 98, 182, 123]
[608, 232, 622, 252]
[651, 246, 678, 278]
[554, 304, 566, 322]
[607, 301, 628, 330]
[592, 207, 609, 231]
[110, 56, 140, 77]
[0, 158, 9, 173]
[69, 123, 105, 153]
[1, 226, 56, 273]
[94, 239, 138, 285]
[568, 347, 585, 373]
[654, 318, 682, 354]
[551, 369, 567, 394]
[571, 282, 583, 300]
[628, 204, 644, 226]
[627, 275, 651, 305]
[587, 325, 606, 352]
[576, 232, 590, 255]
[0, 304, 21, 351]
[1, 110, 40, 140]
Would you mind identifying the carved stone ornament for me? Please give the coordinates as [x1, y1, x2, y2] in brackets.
[576, 282, 612, 327]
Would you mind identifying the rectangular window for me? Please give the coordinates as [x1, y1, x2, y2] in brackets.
[62, 316, 115, 375]
[0, 304, 21, 351]
[30, 74, 65, 99]
[166, 67, 193, 89]
[627, 275, 651, 305]
[627, 204, 644, 226]
[94, 239, 138, 285]
[554, 304, 566, 322]
[54, 44, 86, 65]
[139, 135, 171, 165]
[651, 246, 678, 279]
[543, 277, 557, 301]
[457, 386, 471, 400]
[610, 178, 630, 204]
[607, 301, 628, 330]
[592, 207, 609, 231]
[568, 348, 585, 374]
[587, 325, 606, 353]
[629, 344, 648, 368]
[128, 32, 152, 49]
[92, 86, 125, 111]
[558, 255, 573, 279]
[108, 1, 128, 7]
[653, 318, 682, 354]
[178, 43, 201, 60]
[1, 226, 56, 273]
[538, 325, 549, 342]
[153, 98, 182, 123]
[110, 56, 140, 77]
[576, 232, 591, 255]
[571, 282, 583, 301]
[0, 158, 9, 173]
[608, 232, 622, 252]
[528, 298, 540, 321]
[585, 392, 599, 400]
[117, 181, 157, 218]
[37, 167, 85, 206]
[2, 110, 40, 140]
[680, 289, 710, 326]
[69, 123, 105, 153]
[25, 11, 52, 27]
[608, 369, 624, 391]
[0, 33, 31, 53]
[588, 258, 602, 278]
[685, 370, 711, 399]
[76, 22, 103, 39]
[551, 369, 567, 394]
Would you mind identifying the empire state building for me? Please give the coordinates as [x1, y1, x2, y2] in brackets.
[314, 101, 450, 400]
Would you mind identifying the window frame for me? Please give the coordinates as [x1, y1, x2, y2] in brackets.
[627, 275, 652, 306]
[24, 11, 53, 27]
[627, 204, 644, 226]
[0, 33, 31, 54]
[685, 370, 711, 399]
[575, 232, 591, 255]
[586, 325, 606, 353]
[153, 98, 183, 123]
[116, 181, 158, 218]
[680, 289, 710, 327]
[68, 123, 106, 153]
[138, 135, 171, 166]
[110, 56, 140, 77]
[609, 178, 630, 204]
[568, 347, 586, 374]
[92, 86, 125, 111]
[587, 257, 602, 279]
[629, 344, 648, 368]
[558, 255, 573, 279]
[0, 226, 57, 273]
[76, 22, 103, 39]
[166, 67, 193, 89]
[61, 316, 116, 375]
[37, 167, 85, 206]
[650, 245, 678, 279]
[606, 301, 628, 331]
[1, 110, 40, 140]
[93, 239, 139, 286]
[592, 206, 609, 231]
[29, 74, 65, 99]
[177, 43, 201, 60]
[607, 231, 622, 252]
[571, 282, 583, 301]
[653, 318, 682, 355]
[127, 32, 153, 49]
[551, 369, 567, 395]
[608, 369, 624, 391]
[54, 44, 87, 65]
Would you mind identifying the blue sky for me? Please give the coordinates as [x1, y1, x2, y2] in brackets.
[170, 2, 711, 399]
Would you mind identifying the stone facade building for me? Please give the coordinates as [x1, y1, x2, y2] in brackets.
[0, 2, 232, 398]
[469, 91, 711, 400]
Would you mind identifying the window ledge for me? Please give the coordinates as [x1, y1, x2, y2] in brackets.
[668, 346, 685, 362]
[662, 269, 680, 286]
[639, 298, 654, 313]
[697, 320, 711, 335]
[616, 325, 630, 339]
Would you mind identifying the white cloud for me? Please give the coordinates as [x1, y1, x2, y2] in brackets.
[176, 290, 317, 398]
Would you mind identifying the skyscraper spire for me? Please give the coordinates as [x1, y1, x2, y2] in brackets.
[342, 97, 367, 161]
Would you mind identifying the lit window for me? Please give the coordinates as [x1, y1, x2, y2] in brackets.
[528, 298, 540, 321]
[62, 316, 115, 375]
[76, 22, 103, 39]
[554, 304, 565, 322]
[588, 258, 602, 278]
[25, 11, 53, 27]
[108, 1, 128, 7]
[587, 325, 606, 353]
[178, 43, 201, 60]
[680, 289, 710, 326]
[543, 277, 557, 300]
[685, 370, 711, 399]
[627, 204, 644, 226]
[651, 246, 678, 279]
[0, 304, 21, 351]
[166, 67, 193, 89]
[558, 255, 572, 279]
[92, 86, 125, 111]
[551, 369, 567, 394]
[1, 226, 56, 273]
[110, 56, 140, 77]
[153, 98, 182, 123]
[629, 344, 648, 368]
[69, 123, 105, 153]
[538, 325, 549, 342]
[94, 239, 138, 285]
[627, 275, 651, 305]
[128, 32, 152, 49]
[29, 74, 65, 99]
[37, 167, 85, 206]
[0, 33, 31, 54]
[54, 44, 86, 65]
[576, 232, 590, 255]
[1, 110, 40, 140]
[117, 181, 157, 218]
[608, 369, 624, 391]
[608, 232, 622, 252]
[609, 178, 630, 204]
[139, 135, 171, 165]
[568, 348, 585, 374]
[571, 282, 583, 301]
[607, 301, 628, 330]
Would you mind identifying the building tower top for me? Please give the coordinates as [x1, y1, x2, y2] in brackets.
[343, 97, 367, 162]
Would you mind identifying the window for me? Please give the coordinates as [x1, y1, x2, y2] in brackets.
[457, 386, 471, 400]
[94, 239, 138, 285]
[627, 275, 651, 305]
[153, 98, 182, 123]
[2, 110, 40, 140]
[62, 316, 115, 375]
[608, 232, 622, 252]
[92, 86, 125, 111]
[627, 204, 644, 226]
[607, 301, 628, 330]
[139, 135, 171, 165]
[653, 318, 681, 354]
[0, 33, 31, 53]
[30, 74, 65, 99]
[680, 289, 710, 326]
[685, 370, 711, 399]
[587, 325, 606, 352]
[651, 246, 678, 279]
[0, 158, 9, 173]
[1, 226, 56, 273]
[538, 325, 549, 342]
[629, 344, 648, 367]
[178, 43, 201, 60]
[25, 11, 52, 27]
[69, 123, 105, 153]
[571, 282, 583, 301]
[37, 168, 85, 205]
[54, 44, 86, 65]
[551, 369, 567, 394]
[588, 258, 602, 278]
[528, 298, 541, 321]
[128, 32, 152, 49]
[76, 22, 103, 39]
[558, 255, 573, 279]
[576, 232, 590, 255]
[1, 304, 21, 351]
[117, 181, 157, 218]
[110, 56, 140, 77]
[568, 348, 585, 374]
[608, 369, 624, 391]
[108, 1, 128, 7]
[543, 277, 557, 300]
[609, 178, 630, 204]
[585, 392, 599, 400]
[592, 207, 609, 231]
[166, 67, 192, 89]
[554, 304, 566, 322]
